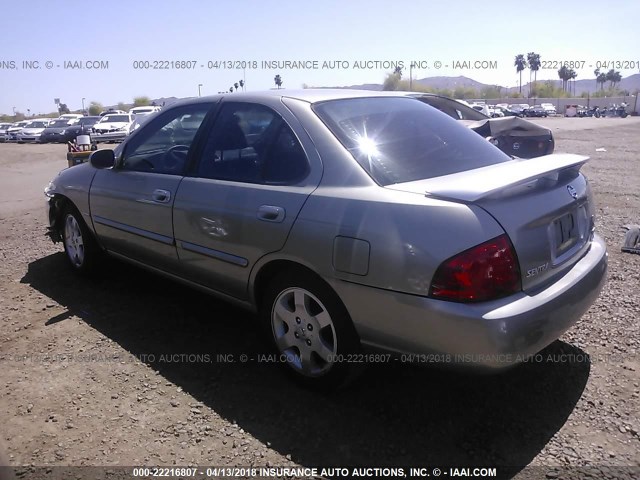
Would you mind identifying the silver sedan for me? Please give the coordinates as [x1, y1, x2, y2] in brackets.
[45, 90, 607, 388]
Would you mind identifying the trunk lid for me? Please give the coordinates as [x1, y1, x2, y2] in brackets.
[386, 154, 595, 292]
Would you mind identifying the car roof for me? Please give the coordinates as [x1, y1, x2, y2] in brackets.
[169, 89, 414, 108]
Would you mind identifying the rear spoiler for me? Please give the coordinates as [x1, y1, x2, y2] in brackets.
[421, 154, 589, 202]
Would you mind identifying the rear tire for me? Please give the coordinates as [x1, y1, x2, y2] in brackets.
[261, 270, 361, 390]
[61, 205, 101, 275]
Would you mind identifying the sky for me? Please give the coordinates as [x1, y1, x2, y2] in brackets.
[1, 0, 639, 115]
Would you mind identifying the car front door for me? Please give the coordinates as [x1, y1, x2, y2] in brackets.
[173, 101, 321, 300]
[89, 103, 213, 273]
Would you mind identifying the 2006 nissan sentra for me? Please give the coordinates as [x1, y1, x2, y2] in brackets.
[45, 90, 607, 388]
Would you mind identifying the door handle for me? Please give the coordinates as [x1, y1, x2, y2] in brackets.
[257, 205, 285, 223]
[151, 189, 171, 203]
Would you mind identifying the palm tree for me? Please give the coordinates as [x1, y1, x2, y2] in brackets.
[274, 74, 283, 89]
[605, 68, 622, 88]
[239, 79, 244, 91]
[593, 68, 600, 93]
[568, 69, 577, 96]
[393, 66, 403, 79]
[514, 54, 527, 94]
[610, 70, 622, 89]
[229, 86, 234, 93]
[234, 82, 239, 91]
[527, 52, 541, 96]
[597, 72, 607, 91]
[558, 66, 570, 92]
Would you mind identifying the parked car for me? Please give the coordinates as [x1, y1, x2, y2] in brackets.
[130, 106, 162, 117]
[40, 119, 73, 143]
[0, 123, 12, 142]
[16, 119, 54, 143]
[128, 113, 155, 135]
[540, 103, 557, 115]
[492, 106, 519, 117]
[6, 120, 32, 142]
[63, 116, 100, 142]
[99, 109, 127, 117]
[469, 103, 490, 116]
[409, 93, 554, 158]
[92, 114, 133, 143]
[506, 105, 526, 116]
[44, 90, 607, 388]
[488, 106, 505, 118]
[524, 106, 548, 117]
[58, 113, 84, 124]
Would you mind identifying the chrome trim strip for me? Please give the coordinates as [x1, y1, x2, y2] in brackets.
[178, 240, 249, 267]
[93, 215, 174, 245]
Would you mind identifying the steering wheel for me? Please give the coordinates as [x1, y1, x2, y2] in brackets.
[163, 145, 190, 172]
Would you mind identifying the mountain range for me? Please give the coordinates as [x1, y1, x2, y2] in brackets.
[335, 73, 640, 95]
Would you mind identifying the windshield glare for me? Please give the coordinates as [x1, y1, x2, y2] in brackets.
[313, 97, 509, 186]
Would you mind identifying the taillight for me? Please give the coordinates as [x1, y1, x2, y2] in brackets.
[430, 234, 521, 302]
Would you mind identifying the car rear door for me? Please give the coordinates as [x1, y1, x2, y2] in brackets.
[173, 100, 321, 300]
[89, 103, 214, 273]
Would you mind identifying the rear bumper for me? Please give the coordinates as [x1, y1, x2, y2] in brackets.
[337, 235, 607, 369]
[40, 133, 67, 143]
[17, 135, 42, 143]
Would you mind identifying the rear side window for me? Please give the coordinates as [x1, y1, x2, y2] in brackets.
[196, 103, 309, 185]
[313, 97, 510, 185]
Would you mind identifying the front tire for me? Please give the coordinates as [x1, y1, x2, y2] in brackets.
[261, 271, 361, 389]
[61, 206, 100, 274]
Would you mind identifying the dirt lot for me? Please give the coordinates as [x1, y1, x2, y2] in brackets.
[1, 118, 639, 480]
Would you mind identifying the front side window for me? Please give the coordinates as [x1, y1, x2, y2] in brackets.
[313, 97, 510, 186]
[196, 103, 309, 184]
[121, 105, 210, 175]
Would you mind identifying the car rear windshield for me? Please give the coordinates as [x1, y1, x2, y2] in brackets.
[416, 96, 487, 121]
[313, 97, 510, 185]
[100, 115, 129, 123]
[49, 120, 70, 127]
[79, 117, 99, 125]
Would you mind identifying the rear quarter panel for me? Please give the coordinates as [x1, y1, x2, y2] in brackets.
[281, 186, 505, 297]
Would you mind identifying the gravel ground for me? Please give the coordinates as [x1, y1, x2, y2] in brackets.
[0, 117, 639, 480]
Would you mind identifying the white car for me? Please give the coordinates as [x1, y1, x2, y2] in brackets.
[488, 106, 505, 118]
[0, 122, 12, 142]
[469, 103, 490, 116]
[17, 119, 54, 143]
[92, 113, 133, 143]
[59, 113, 84, 120]
[541, 103, 557, 115]
[130, 106, 161, 116]
[99, 109, 127, 117]
[6, 120, 33, 142]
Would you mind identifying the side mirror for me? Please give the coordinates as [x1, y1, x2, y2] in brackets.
[89, 149, 115, 169]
